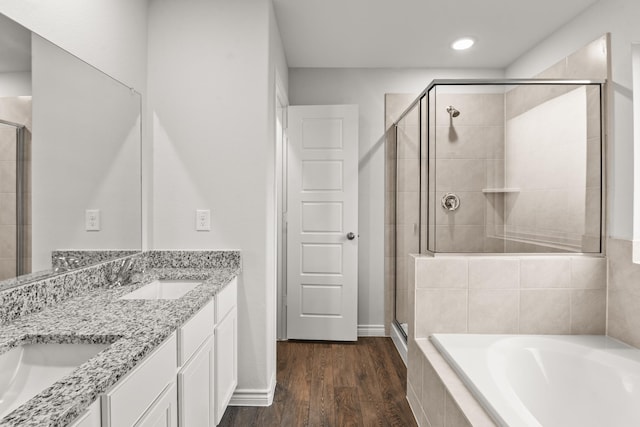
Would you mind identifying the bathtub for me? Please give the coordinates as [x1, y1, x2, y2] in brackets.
[430, 334, 640, 427]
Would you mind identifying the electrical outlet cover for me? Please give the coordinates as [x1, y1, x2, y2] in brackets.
[196, 209, 211, 231]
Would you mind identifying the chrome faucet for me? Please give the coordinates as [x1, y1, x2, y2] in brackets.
[53, 256, 80, 273]
[107, 258, 136, 287]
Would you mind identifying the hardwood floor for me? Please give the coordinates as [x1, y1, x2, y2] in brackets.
[219, 337, 417, 427]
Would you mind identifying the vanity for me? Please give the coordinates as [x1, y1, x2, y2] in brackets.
[0, 251, 240, 427]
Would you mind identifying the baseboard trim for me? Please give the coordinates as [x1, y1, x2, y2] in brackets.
[228, 372, 276, 407]
[390, 322, 408, 366]
[357, 324, 386, 337]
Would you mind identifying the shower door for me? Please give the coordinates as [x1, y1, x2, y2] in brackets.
[0, 119, 30, 280]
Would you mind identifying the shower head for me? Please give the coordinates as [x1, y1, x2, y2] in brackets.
[446, 105, 460, 118]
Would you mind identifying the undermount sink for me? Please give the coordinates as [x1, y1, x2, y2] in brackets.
[119, 280, 200, 300]
[0, 342, 109, 419]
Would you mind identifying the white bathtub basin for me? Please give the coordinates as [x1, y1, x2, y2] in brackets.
[431, 334, 640, 427]
[119, 280, 200, 300]
[0, 342, 109, 419]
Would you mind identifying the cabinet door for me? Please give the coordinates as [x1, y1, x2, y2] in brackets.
[214, 307, 237, 425]
[135, 382, 177, 427]
[178, 336, 214, 427]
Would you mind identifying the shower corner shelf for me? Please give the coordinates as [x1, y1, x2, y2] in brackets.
[481, 188, 521, 193]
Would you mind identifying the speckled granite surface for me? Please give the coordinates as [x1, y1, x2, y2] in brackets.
[51, 250, 139, 269]
[0, 250, 241, 427]
[0, 255, 146, 325]
[146, 250, 241, 270]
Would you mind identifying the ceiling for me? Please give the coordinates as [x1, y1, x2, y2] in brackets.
[272, 0, 600, 69]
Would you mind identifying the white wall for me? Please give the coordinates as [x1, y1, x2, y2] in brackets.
[148, 0, 284, 402]
[505, 0, 640, 242]
[288, 68, 503, 332]
[0, 72, 30, 96]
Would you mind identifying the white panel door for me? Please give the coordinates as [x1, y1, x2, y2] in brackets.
[286, 105, 358, 341]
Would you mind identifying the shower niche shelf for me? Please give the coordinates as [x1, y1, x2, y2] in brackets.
[481, 188, 521, 193]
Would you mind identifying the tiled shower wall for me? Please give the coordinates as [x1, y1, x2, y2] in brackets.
[504, 84, 602, 253]
[431, 93, 505, 252]
[502, 35, 606, 254]
[0, 97, 32, 281]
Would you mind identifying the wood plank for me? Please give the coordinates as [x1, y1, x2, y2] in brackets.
[367, 338, 407, 401]
[366, 339, 418, 427]
[378, 338, 408, 391]
[279, 399, 310, 427]
[359, 400, 390, 427]
[332, 342, 357, 387]
[308, 343, 335, 426]
[254, 400, 284, 426]
[334, 386, 363, 427]
[354, 338, 384, 402]
[218, 406, 258, 427]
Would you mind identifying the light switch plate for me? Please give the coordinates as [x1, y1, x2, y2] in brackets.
[86, 209, 100, 231]
[196, 209, 211, 231]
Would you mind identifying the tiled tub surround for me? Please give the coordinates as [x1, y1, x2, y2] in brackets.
[0, 250, 240, 426]
[408, 338, 496, 427]
[406, 254, 607, 426]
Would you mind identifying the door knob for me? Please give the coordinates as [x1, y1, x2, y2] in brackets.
[347, 232, 356, 240]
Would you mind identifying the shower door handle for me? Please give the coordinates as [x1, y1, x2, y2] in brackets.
[346, 232, 356, 240]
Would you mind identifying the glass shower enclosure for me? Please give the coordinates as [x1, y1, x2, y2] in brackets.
[392, 79, 605, 339]
[0, 118, 30, 280]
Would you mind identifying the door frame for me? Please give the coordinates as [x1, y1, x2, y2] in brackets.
[275, 73, 288, 340]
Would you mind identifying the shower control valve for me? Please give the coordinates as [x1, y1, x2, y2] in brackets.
[441, 193, 461, 211]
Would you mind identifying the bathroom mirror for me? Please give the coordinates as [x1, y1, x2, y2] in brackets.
[0, 13, 142, 288]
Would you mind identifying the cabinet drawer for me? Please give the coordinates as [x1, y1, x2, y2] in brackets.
[102, 333, 177, 427]
[178, 300, 214, 366]
[215, 277, 237, 324]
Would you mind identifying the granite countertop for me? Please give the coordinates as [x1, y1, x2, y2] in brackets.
[0, 267, 239, 427]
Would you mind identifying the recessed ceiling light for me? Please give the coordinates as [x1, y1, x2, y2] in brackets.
[451, 37, 475, 51]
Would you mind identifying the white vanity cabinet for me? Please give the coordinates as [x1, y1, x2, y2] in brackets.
[214, 277, 238, 425]
[101, 333, 177, 427]
[70, 276, 238, 427]
[177, 300, 215, 427]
